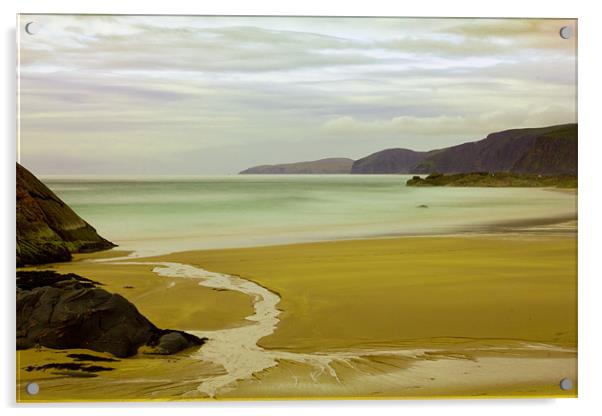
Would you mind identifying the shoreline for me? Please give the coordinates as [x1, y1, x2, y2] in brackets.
[68, 212, 577, 263]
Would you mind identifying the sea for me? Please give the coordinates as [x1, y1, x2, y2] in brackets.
[41, 175, 577, 256]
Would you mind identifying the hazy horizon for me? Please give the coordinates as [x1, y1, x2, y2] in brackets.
[18, 16, 576, 175]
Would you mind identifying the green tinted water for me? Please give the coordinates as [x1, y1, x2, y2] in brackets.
[42, 175, 576, 255]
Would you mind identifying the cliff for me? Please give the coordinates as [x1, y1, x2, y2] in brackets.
[412, 124, 577, 175]
[16, 163, 115, 267]
[351, 148, 428, 174]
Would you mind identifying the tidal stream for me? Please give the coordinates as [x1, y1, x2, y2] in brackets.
[110, 260, 573, 398]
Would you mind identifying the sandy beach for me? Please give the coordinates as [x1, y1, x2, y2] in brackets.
[17, 232, 577, 401]
[16, 14, 579, 404]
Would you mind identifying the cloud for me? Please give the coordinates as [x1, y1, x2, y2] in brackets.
[321, 104, 575, 140]
[20, 17, 576, 74]
[17, 15, 577, 174]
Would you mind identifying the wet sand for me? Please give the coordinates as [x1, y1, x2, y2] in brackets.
[24, 258, 255, 332]
[151, 235, 577, 351]
[17, 233, 577, 401]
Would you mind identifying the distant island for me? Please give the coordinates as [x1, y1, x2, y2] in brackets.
[406, 172, 577, 188]
[239, 157, 353, 174]
[239, 123, 577, 176]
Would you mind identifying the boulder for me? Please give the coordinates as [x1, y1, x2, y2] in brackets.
[17, 271, 205, 358]
[143, 332, 197, 355]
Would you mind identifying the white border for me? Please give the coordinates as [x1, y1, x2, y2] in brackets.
[3, 1, 601, 415]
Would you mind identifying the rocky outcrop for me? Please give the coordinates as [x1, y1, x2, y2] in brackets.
[406, 172, 577, 188]
[17, 271, 205, 358]
[16, 163, 115, 267]
[239, 157, 354, 174]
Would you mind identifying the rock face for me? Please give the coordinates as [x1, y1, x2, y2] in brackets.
[239, 157, 354, 174]
[406, 172, 577, 188]
[16, 163, 115, 267]
[351, 148, 428, 174]
[412, 124, 577, 175]
[17, 271, 205, 358]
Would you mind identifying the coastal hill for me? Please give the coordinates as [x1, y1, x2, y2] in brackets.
[16, 163, 115, 266]
[411, 123, 577, 175]
[350, 148, 427, 174]
[239, 123, 577, 175]
[239, 157, 354, 174]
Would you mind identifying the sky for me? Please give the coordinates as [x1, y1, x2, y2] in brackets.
[18, 15, 577, 175]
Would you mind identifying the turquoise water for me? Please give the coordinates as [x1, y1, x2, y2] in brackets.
[42, 175, 577, 255]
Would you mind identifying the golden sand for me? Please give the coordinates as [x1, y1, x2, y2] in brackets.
[26, 258, 255, 331]
[150, 235, 577, 351]
[17, 234, 577, 401]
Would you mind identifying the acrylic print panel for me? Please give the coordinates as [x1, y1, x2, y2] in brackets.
[16, 15, 577, 402]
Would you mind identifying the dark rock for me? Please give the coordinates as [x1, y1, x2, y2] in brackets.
[417, 204, 429, 208]
[17, 270, 205, 358]
[406, 171, 577, 188]
[16, 270, 102, 290]
[25, 363, 114, 373]
[16, 163, 116, 267]
[66, 353, 119, 362]
[145, 332, 196, 355]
